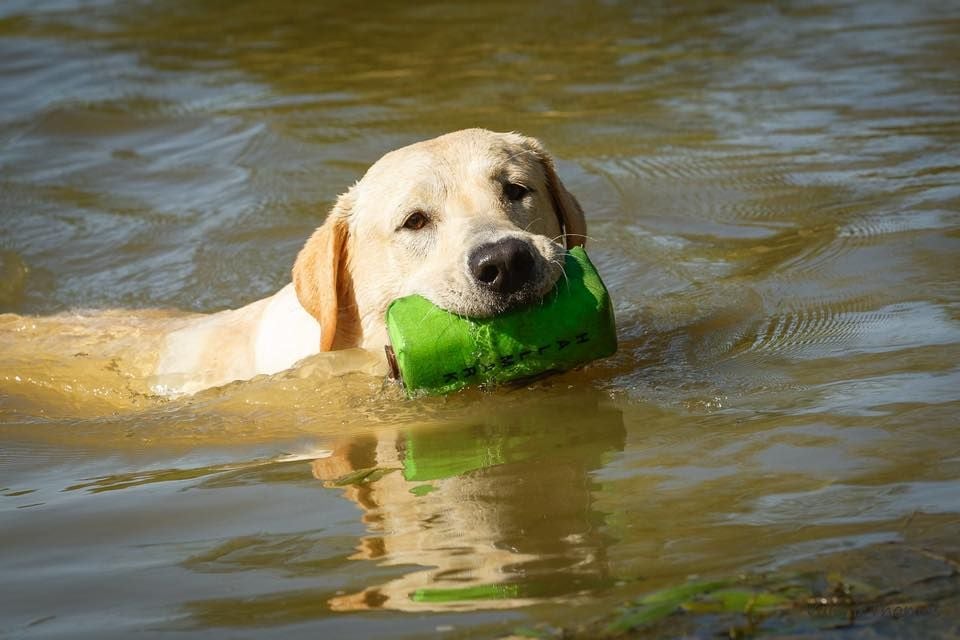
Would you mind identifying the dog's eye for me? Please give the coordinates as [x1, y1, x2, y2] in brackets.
[402, 211, 429, 231]
[504, 182, 529, 201]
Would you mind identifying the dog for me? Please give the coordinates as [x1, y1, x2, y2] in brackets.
[152, 128, 587, 394]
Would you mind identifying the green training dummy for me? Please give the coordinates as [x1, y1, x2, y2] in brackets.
[384, 247, 617, 395]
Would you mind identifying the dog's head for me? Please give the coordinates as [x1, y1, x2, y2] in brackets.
[293, 129, 587, 350]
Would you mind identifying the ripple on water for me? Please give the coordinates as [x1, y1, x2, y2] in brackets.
[594, 151, 820, 238]
[837, 208, 960, 239]
[736, 300, 960, 361]
[771, 207, 958, 282]
[742, 480, 960, 527]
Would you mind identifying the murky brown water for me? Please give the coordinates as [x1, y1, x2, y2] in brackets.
[2, 0, 959, 638]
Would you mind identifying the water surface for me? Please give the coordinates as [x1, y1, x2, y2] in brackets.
[2, 1, 959, 638]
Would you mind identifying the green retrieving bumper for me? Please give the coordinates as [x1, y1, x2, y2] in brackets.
[384, 247, 617, 395]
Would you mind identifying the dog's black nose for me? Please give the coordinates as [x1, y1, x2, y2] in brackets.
[468, 238, 536, 295]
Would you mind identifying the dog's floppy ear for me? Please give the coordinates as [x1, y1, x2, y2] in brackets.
[523, 137, 588, 249]
[292, 191, 357, 351]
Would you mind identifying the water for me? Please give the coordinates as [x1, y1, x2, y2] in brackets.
[2, 0, 959, 637]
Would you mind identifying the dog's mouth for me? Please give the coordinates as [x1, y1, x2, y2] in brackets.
[464, 285, 547, 318]
[427, 285, 553, 319]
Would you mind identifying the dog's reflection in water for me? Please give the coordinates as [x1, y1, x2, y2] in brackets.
[312, 392, 626, 612]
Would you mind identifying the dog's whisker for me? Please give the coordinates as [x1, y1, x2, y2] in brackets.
[552, 232, 597, 245]
[414, 303, 441, 331]
[549, 257, 570, 291]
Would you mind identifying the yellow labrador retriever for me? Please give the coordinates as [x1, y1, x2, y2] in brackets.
[153, 128, 586, 393]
